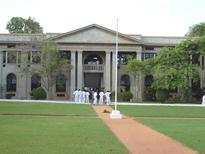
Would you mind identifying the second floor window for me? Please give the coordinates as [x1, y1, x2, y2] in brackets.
[142, 53, 156, 60]
[58, 51, 70, 60]
[30, 51, 41, 64]
[7, 51, 17, 63]
[118, 52, 136, 64]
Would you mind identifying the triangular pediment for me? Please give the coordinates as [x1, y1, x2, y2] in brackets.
[50, 24, 141, 44]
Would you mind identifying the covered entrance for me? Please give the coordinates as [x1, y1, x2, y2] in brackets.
[84, 73, 103, 90]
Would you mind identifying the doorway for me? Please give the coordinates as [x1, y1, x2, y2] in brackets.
[84, 73, 103, 90]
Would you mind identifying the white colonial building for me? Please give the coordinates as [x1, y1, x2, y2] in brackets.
[0, 24, 188, 100]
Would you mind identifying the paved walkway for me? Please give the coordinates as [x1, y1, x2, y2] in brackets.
[92, 105, 198, 154]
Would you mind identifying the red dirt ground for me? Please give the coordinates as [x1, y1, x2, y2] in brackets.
[92, 105, 198, 154]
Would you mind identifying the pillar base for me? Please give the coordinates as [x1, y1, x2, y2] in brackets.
[110, 110, 122, 119]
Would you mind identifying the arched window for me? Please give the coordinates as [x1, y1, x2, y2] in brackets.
[84, 54, 103, 64]
[56, 74, 66, 92]
[31, 74, 41, 90]
[120, 74, 130, 91]
[7, 73, 16, 92]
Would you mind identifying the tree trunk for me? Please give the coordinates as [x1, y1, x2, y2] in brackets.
[133, 76, 138, 102]
[47, 88, 53, 100]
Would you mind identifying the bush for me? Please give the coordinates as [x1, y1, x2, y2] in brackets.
[111, 91, 122, 101]
[32, 87, 47, 100]
[144, 86, 156, 101]
[156, 89, 169, 102]
[120, 91, 133, 102]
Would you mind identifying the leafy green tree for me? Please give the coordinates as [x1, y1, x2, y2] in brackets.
[6, 17, 43, 33]
[21, 40, 70, 99]
[6, 17, 25, 33]
[186, 22, 205, 37]
[24, 17, 43, 33]
[145, 46, 199, 100]
[123, 59, 145, 101]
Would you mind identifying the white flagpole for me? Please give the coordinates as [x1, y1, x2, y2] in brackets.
[114, 19, 118, 111]
[110, 18, 122, 119]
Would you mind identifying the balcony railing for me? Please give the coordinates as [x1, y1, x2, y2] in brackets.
[83, 64, 104, 72]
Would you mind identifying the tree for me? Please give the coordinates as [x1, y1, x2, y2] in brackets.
[145, 46, 199, 101]
[186, 22, 205, 37]
[6, 17, 25, 33]
[6, 17, 43, 33]
[123, 59, 145, 102]
[21, 40, 71, 99]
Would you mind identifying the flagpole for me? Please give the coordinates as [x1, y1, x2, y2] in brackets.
[114, 18, 118, 111]
[110, 18, 122, 119]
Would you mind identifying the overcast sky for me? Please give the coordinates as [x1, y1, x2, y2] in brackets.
[0, 0, 205, 36]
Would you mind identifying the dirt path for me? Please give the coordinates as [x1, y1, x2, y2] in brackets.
[92, 105, 198, 154]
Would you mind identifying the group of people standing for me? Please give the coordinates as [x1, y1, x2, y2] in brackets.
[73, 89, 111, 105]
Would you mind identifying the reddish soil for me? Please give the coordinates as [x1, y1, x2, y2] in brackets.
[92, 105, 198, 154]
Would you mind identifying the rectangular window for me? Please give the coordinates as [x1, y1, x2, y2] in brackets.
[7, 51, 17, 63]
[145, 47, 154, 50]
[142, 53, 156, 60]
[17, 51, 21, 64]
[32, 51, 41, 64]
[58, 51, 70, 60]
[7, 44, 16, 48]
[3, 51, 6, 63]
[118, 52, 136, 64]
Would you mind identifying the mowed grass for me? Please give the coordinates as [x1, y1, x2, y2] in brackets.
[138, 119, 205, 154]
[118, 105, 205, 118]
[0, 102, 95, 116]
[118, 105, 205, 154]
[0, 102, 128, 154]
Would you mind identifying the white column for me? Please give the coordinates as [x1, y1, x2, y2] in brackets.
[112, 51, 116, 92]
[77, 50, 83, 89]
[137, 49, 143, 101]
[137, 51, 142, 60]
[105, 51, 111, 91]
[70, 50, 76, 98]
[0, 51, 3, 98]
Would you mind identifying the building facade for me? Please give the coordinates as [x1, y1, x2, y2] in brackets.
[0, 24, 190, 100]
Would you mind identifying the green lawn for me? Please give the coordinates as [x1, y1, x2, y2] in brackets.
[118, 105, 205, 118]
[139, 119, 205, 154]
[0, 102, 95, 116]
[118, 105, 205, 154]
[0, 102, 128, 154]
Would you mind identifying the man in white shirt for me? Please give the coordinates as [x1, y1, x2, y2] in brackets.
[85, 91, 90, 103]
[73, 89, 78, 103]
[202, 94, 205, 105]
[105, 91, 111, 105]
[77, 89, 81, 103]
[93, 91, 98, 104]
[99, 91, 104, 104]
[80, 90, 86, 103]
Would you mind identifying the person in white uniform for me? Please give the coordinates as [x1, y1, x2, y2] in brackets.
[73, 89, 79, 103]
[85, 91, 90, 103]
[99, 91, 104, 104]
[202, 94, 205, 105]
[77, 89, 81, 103]
[80, 90, 86, 103]
[105, 91, 111, 105]
[93, 91, 98, 104]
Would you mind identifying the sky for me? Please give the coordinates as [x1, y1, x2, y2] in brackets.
[0, 0, 205, 36]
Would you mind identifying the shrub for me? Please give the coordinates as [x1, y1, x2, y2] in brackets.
[111, 91, 122, 101]
[156, 89, 169, 102]
[32, 87, 47, 100]
[120, 91, 133, 102]
[144, 86, 156, 101]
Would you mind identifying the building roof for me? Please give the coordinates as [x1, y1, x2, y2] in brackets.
[0, 24, 185, 46]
